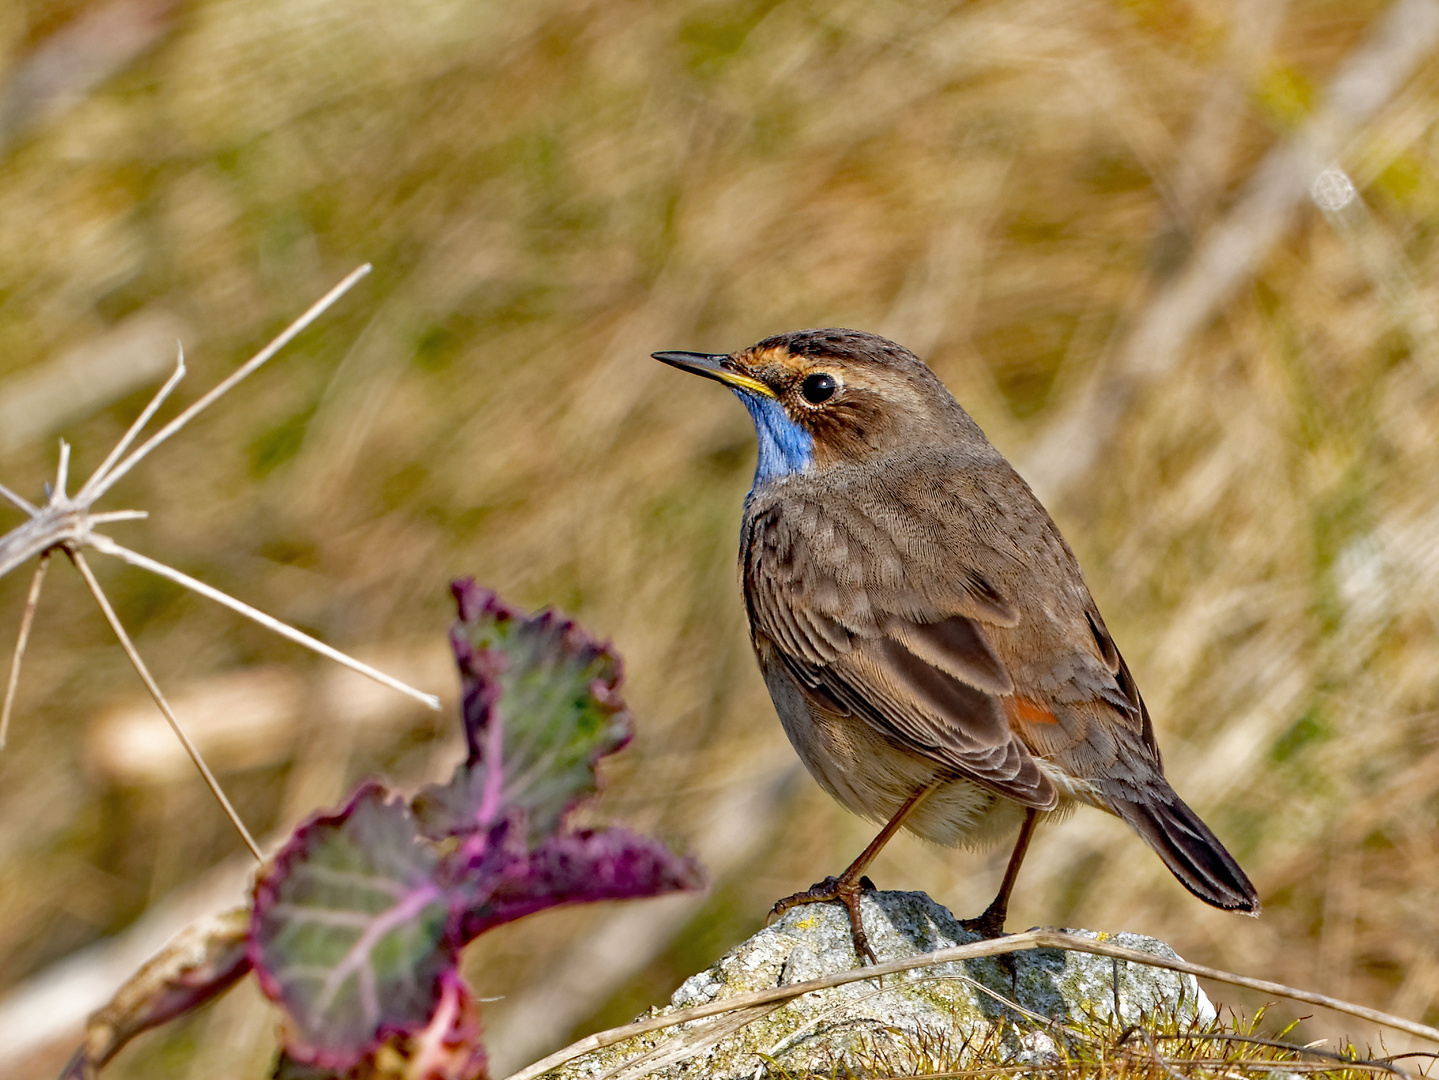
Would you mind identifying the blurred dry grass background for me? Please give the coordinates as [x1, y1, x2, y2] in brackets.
[2, 0, 1439, 1075]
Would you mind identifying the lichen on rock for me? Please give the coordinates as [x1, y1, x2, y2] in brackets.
[549, 890, 1215, 1079]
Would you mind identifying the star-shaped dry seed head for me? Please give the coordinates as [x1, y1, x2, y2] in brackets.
[0, 265, 439, 861]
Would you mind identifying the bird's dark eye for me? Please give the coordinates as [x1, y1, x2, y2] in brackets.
[800, 372, 838, 404]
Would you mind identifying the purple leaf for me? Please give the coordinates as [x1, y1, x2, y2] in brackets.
[414, 581, 631, 845]
[459, 826, 704, 941]
[251, 783, 459, 1069]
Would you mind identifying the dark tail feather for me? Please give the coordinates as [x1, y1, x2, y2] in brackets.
[1113, 791, 1261, 914]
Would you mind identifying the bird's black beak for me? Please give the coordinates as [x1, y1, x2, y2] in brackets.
[652, 351, 777, 398]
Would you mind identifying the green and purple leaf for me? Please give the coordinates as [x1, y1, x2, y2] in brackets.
[414, 580, 632, 845]
[251, 784, 458, 1068]
[250, 583, 703, 1070]
[459, 826, 703, 940]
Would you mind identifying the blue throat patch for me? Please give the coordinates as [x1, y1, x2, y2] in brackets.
[735, 389, 813, 486]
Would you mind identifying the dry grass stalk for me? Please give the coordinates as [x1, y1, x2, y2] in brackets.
[0, 553, 49, 748]
[66, 546, 262, 860]
[0, 265, 439, 860]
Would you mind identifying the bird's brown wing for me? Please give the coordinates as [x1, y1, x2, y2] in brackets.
[743, 497, 1058, 810]
[1078, 607, 1159, 753]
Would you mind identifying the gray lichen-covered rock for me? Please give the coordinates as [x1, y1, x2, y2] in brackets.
[552, 890, 1214, 1079]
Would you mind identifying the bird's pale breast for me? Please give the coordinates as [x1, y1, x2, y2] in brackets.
[755, 634, 1037, 849]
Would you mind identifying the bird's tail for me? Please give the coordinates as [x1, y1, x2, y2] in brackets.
[1111, 789, 1260, 914]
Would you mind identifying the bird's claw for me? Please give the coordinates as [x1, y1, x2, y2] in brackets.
[769, 875, 879, 965]
[958, 899, 1009, 940]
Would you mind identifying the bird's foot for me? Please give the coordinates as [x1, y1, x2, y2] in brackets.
[768, 874, 879, 965]
[958, 898, 1009, 940]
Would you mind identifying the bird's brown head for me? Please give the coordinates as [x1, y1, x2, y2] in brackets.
[654, 328, 981, 487]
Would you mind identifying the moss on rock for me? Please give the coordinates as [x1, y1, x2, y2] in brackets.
[551, 890, 1213, 1079]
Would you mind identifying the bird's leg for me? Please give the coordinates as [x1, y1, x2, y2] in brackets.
[769, 783, 936, 964]
[960, 806, 1039, 939]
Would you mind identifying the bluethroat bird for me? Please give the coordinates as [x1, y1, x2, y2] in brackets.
[655, 329, 1259, 963]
